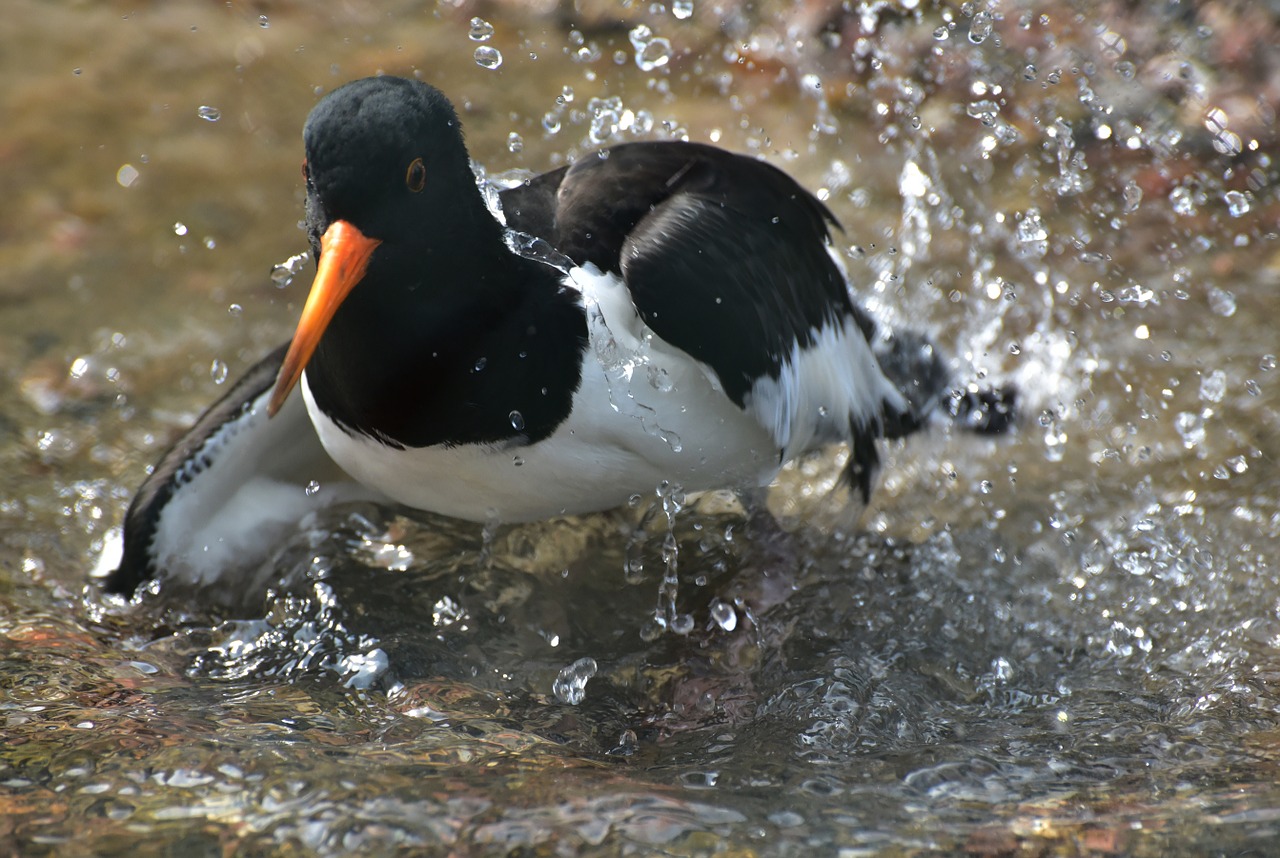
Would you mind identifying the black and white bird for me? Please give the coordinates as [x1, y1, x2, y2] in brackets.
[105, 75, 1008, 597]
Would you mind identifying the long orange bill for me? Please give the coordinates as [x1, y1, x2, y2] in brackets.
[266, 220, 381, 417]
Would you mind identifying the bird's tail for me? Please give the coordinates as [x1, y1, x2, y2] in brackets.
[840, 328, 1016, 502]
[875, 329, 1016, 439]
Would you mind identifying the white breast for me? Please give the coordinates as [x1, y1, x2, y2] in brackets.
[303, 266, 782, 522]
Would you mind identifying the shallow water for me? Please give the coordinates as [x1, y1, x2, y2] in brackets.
[3, 1, 1279, 855]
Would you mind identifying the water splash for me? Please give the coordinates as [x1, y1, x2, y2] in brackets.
[640, 481, 693, 640]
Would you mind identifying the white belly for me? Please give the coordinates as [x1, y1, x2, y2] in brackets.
[301, 266, 781, 522]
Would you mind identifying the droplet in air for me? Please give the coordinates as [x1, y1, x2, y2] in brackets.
[468, 17, 494, 41]
[271, 251, 309, 288]
[672, 0, 694, 19]
[1223, 190, 1250, 217]
[1199, 369, 1227, 403]
[709, 599, 737, 632]
[509, 410, 525, 431]
[1122, 181, 1142, 213]
[1208, 287, 1236, 317]
[116, 164, 140, 188]
[629, 24, 672, 71]
[552, 657, 598, 705]
[305, 480, 321, 496]
[474, 46, 503, 70]
[507, 132, 523, 153]
[210, 359, 228, 385]
[196, 105, 221, 122]
[257, 14, 269, 28]
[173, 222, 188, 236]
[968, 11, 993, 43]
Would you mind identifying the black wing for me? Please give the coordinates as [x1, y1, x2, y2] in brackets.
[500, 141, 876, 407]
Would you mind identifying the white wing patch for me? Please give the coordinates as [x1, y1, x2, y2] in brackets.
[745, 316, 906, 459]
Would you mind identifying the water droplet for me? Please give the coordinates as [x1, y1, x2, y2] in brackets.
[73, 67, 83, 76]
[709, 599, 737, 631]
[227, 303, 243, 317]
[116, 164, 139, 188]
[638, 38, 672, 70]
[1260, 354, 1277, 372]
[933, 26, 949, 40]
[173, 222, 188, 236]
[1022, 63, 1037, 81]
[196, 105, 221, 122]
[473, 357, 487, 372]
[506, 131, 523, 153]
[509, 410, 525, 431]
[257, 14, 269, 28]
[647, 366, 674, 392]
[541, 112, 561, 134]
[968, 10, 993, 43]
[468, 17, 494, 41]
[1208, 287, 1236, 317]
[629, 24, 672, 71]
[608, 729, 639, 757]
[552, 657, 597, 705]
[271, 251, 309, 288]
[1199, 369, 1227, 403]
[672, 0, 694, 18]
[305, 479, 321, 496]
[966, 99, 1000, 127]
[1174, 412, 1205, 449]
[474, 46, 503, 70]
[210, 359, 228, 385]
[1224, 190, 1250, 217]
[1122, 181, 1143, 214]
[203, 236, 216, 250]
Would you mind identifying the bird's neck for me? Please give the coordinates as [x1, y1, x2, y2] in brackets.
[304, 231, 588, 450]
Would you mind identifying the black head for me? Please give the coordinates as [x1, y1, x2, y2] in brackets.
[269, 76, 503, 416]
[302, 76, 492, 250]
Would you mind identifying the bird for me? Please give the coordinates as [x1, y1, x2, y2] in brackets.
[104, 75, 1010, 598]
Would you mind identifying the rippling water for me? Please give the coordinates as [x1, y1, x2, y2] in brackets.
[3, 1, 1279, 854]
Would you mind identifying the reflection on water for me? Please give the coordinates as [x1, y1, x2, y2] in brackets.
[3, 0, 1279, 854]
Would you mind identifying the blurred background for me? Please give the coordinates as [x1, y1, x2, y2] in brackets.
[2, 1, 1278, 854]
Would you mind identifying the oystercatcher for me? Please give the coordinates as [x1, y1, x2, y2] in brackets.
[105, 75, 1009, 597]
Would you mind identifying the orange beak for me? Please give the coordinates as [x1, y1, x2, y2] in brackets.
[267, 220, 381, 417]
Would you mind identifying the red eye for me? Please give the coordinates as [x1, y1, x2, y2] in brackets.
[405, 157, 426, 192]
[301, 159, 310, 181]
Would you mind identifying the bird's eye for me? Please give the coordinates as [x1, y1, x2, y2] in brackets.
[405, 157, 426, 193]
[301, 159, 310, 182]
